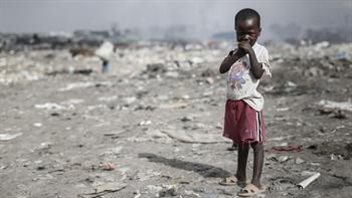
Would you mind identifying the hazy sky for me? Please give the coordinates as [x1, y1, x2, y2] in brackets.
[0, 0, 351, 39]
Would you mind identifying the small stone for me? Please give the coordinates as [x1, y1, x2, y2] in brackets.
[33, 123, 42, 127]
[159, 186, 178, 197]
[307, 144, 318, 150]
[122, 96, 137, 104]
[100, 162, 115, 171]
[138, 120, 152, 126]
[201, 68, 216, 77]
[310, 162, 320, 166]
[182, 95, 190, 99]
[278, 156, 289, 163]
[145, 185, 163, 194]
[193, 187, 207, 193]
[330, 154, 337, 160]
[36, 165, 45, 170]
[50, 112, 60, 117]
[205, 77, 214, 84]
[180, 116, 193, 122]
[295, 157, 304, 164]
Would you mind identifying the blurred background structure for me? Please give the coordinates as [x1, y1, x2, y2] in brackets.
[1, 0, 352, 45]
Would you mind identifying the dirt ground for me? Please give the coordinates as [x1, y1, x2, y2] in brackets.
[0, 42, 352, 198]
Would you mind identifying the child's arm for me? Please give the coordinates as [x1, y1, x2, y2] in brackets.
[238, 42, 264, 79]
[219, 49, 245, 74]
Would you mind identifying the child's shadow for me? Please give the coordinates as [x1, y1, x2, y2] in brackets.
[138, 153, 231, 178]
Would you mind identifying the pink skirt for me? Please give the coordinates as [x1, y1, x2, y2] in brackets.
[223, 99, 266, 145]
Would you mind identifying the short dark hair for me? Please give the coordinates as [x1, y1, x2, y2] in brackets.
[235, 8, 261, 27]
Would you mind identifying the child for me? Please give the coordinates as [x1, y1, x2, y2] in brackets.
[218, 8, 271, 197]
[95, 41, 114, 73]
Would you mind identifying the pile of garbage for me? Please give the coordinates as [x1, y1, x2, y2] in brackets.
[0, 40, 226, 85]
[0, 28, 136, 53]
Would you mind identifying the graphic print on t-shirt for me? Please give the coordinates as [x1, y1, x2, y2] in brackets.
[229, 61, 249, 90]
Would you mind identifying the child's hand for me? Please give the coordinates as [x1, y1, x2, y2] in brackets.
[234, 48, 246, 58]
[238, 41, 253, 54]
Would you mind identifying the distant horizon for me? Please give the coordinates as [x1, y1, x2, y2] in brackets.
[1, 0, 351, 41]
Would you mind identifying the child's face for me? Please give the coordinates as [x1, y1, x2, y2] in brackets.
[235, 18, 261, 46]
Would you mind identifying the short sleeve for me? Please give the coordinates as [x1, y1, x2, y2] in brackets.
[259, 47, 272, 77]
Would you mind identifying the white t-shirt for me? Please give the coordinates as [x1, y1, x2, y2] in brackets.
[95, 41, 114, 61]
[226, 43, 271, 111]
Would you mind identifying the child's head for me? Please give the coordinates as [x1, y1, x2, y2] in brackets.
[234, 8, 261, 46]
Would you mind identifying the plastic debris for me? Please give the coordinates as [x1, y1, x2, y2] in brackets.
[0, 133, 22, 141]
[318, 99, 352, 112]
[297, 172, 321, 189]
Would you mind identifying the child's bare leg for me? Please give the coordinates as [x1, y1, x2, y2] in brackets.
[251, 142, 264, 188]
[235, 143, 249, 181]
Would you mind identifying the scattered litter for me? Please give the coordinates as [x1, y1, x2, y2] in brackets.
[297, 172, 321, 189]
[278, 156, 289, 163]
[100, 163, 115, 171]
[330, 153, 344, 160]
[318, 99, 352, 112]
[310, 141, 352, 160]
[59, 82, 94, 92]
[159, 185, 179, 197]
[62, 99, 84, 105]
[0, 133, 22, 141]
[276, 107, 290, 112]
[103, 130, 126, 139]
[184, 190, 201, 197]
[98, 96, 118, 102]
[2, 35, 352, 197]
[38, 142, 53, 150]
[205, 77, 214, 84]
[122, 96, 137, 104]
[304, 67, 323, 77]
[35, 103, 66, 110]
[295, 157, 305, 164]
[286, 81, 297, 87]
[35, 99, 84, 111]
[33, 123, 43, 127]
[331, 125, 345, 133]
[50, 112, 60, 117]
[78, 183, 127, 198]
[0, 164, 9, 170]
[138, 120, 152, 126]
[46, 68, 93, 76]
[333, 110, 348, 119]
[180, 116, 193, 122]
[133, 190, 141, 198]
